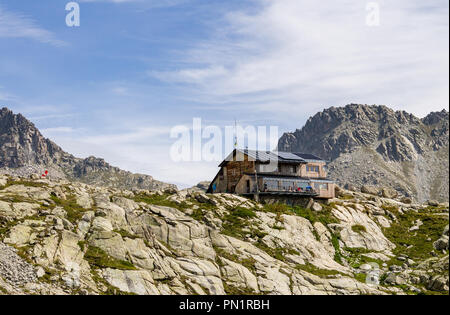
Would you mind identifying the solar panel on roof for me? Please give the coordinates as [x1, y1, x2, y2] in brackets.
[239, 149, 278, 162]
[293, 153, 324, 161]
[276, 152, 305, 161]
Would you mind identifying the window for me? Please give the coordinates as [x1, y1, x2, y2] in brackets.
[307, 165, 319, 172]
[259, 164, 278, 173]
[314, 183, 328, 190]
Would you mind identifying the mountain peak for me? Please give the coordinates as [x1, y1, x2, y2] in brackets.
[278, 104, 449, 202]
[0, 107, 174, 191]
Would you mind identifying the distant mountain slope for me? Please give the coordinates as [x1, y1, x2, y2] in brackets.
[0, 107, 174, 191]
[278, 104, 449, 202]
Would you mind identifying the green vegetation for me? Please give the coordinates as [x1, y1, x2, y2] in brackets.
[331, 233, 343, 264]
[0, 218, 19, 236]
[0, 286, 7, 294]
[343, 247, 384, 268]
[354, 273, 367, 283]
[296, 264, 343, 278]
[381, 204, 400, 214]
[339, 194, 354, 200]
[0, 193, 36, 204]
[223, 282, 258, 295]
[351, 225, 367, 234]
[231, 207, 257, 219]
[254, 240, 299, 262]
[50, 195, 91, 224]
[114, 229, 139, 240]
[136, 193, 187, 209]
[383, 210, 448, 263]
[0, 180, 49, 190]
[77, 241, 86, 251]
[291, 206, 339, 226]
[84, 246, 136, 270]
[214, 245, 256, 274]
[262, 203, 290, 214]
[263, 203, 338, 226]
[90, 269, 137, 295]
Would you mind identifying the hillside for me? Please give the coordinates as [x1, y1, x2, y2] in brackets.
[0, 174, 448, 295]
[278, 104, 449, 202]
[0, 107, 173, 191]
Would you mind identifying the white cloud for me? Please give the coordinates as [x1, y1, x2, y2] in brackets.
[153, 0, 449, 118]
[80, 0, 139, 3]
[0, 88, 16, 102]
[0, 5, 66, 46]
[43, 124, 218, 187]
[79, 0, 186, 7]
[41, 127, 79, 134]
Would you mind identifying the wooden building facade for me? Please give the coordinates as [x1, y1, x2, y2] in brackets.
[207, 149, 335, 200]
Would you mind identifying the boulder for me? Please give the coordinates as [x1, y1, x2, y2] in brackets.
[361, 185, 380, 196]
[381, 188, 398, 199]
[400, 197, 412, 204]
[311, 202, 323, 212]
[427, 200, 440, 207]
[344, 183, 357, 192]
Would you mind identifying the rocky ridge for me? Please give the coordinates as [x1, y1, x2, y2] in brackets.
[278, 104, 449, 202]
[0, 107, 173, 192]
[0, 174, 448, 295]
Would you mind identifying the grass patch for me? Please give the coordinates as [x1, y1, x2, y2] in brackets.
[296, 264, 343, 278]
[351, 225, 367, 234]
[254, 240, 299, 262]
[0, 286, 7, 294]
[381, 205, 400, 214]
[354, 273, 367, 283]
[90, 269, 137, 295]
[383, 209, 449, 264]
[114, 229, 139, 240]
[221, 207, 259, 239]
[263, 203, 339, 226]
[214, 245, 257, 273]
[331, 233, 343, 264]
[223, 282, 258, 295]
[231, 207, 257, 219]
[290, 206, 339, 226]
[0, 194, 36, 204]
[50, 195, 91, 224]
[84, 246, 136, 270]
[343, 247, 384, 268]
[132, 193, 189, 211]
[77, 241, 86, 251]
[1, 180, 49, 189]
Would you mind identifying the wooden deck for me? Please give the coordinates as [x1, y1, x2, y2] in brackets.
[242, 190, 319, 197]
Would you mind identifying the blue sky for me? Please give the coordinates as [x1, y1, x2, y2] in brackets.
[0, 0, 448, 187]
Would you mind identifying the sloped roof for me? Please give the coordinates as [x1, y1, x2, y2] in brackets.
[219, 149, 306, 166]
[291, 152, 325, 162]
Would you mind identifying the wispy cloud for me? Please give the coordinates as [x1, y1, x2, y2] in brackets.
[0, 5, 66, 47]
[153, 0, 449, 118]
[79, 0, 187, 7]
[0, 87, 16, 102]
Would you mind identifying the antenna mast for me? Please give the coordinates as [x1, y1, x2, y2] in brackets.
[234, 119, 238, 149]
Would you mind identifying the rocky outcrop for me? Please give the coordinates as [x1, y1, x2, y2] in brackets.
[0, 174, 448, 295]
[0, 107, 174, 192]
[278, 104, 449, 202]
